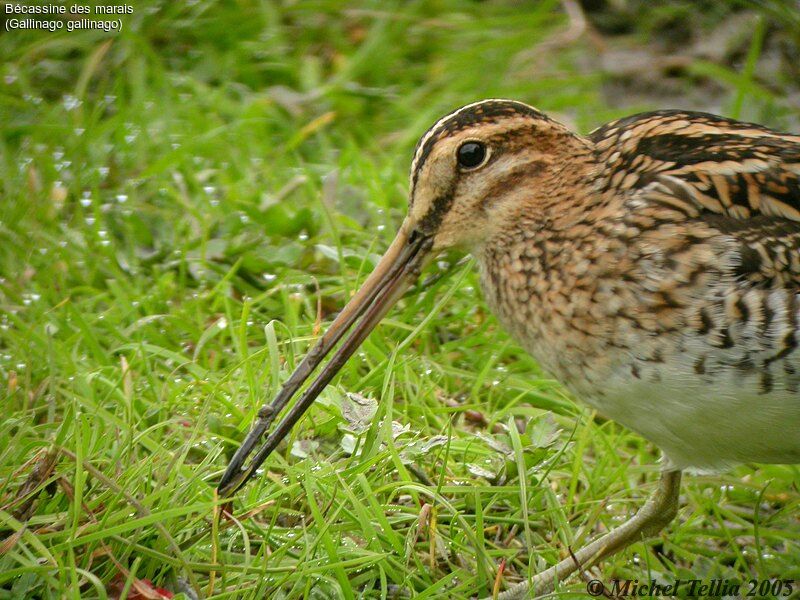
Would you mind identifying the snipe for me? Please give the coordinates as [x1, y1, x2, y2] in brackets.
[219, 100, 800, 597]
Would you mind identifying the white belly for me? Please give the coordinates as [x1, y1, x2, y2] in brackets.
[586, 365, 800, 472]
[500, 306, 800, 472]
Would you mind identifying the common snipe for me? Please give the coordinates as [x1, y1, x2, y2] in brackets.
[220, 100, 800, 597]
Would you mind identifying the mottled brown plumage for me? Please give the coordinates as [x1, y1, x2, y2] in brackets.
[439, 105, 800, 471]
[221, 100, 800, 598]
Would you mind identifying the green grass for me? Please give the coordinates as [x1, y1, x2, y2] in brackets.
[1, 1, 799, 598]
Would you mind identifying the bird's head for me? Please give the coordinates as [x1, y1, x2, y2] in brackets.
[405, 99, 571, 252]
[218, 100, 579, 495]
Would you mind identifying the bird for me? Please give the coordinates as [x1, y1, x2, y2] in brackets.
[219, 99, 800, 598]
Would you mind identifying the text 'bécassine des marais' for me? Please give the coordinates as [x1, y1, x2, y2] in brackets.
[5, 3, 132, 14]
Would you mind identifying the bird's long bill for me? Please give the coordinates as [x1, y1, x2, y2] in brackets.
[218, 221, 432, 496]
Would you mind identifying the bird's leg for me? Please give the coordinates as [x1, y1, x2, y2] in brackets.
[493, 469, 682, 600]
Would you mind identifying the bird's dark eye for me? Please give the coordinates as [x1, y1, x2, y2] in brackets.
[456, 141, 487, 169]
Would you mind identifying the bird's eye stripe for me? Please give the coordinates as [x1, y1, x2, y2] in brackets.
[410, 101, 547, 197]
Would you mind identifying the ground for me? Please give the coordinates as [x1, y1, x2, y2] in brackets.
[1, 1, 799, 599]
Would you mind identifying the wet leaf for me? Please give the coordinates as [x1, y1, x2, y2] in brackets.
[526, 414, 560, 448]
[475, 432, 513, 456]
[340, 433, 358, 455]
[466, 463, 497, 479]
[391, 421, 412, 439]
[400, 435, 448, 463]
[290, 439, 319, 459]
[340, 392, 378, 434]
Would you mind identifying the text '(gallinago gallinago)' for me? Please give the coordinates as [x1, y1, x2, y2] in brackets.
[219, 100, 800, 597]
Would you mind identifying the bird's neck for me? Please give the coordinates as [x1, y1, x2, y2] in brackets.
[482, 136, 605, 243]
[473, 152, 614, 385]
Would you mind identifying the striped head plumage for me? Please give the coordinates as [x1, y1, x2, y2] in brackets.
[405, 99, 597, 250]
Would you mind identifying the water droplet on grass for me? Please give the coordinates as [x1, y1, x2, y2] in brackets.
[62, 94, 81, 111]
[22, 293, 41, 305]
